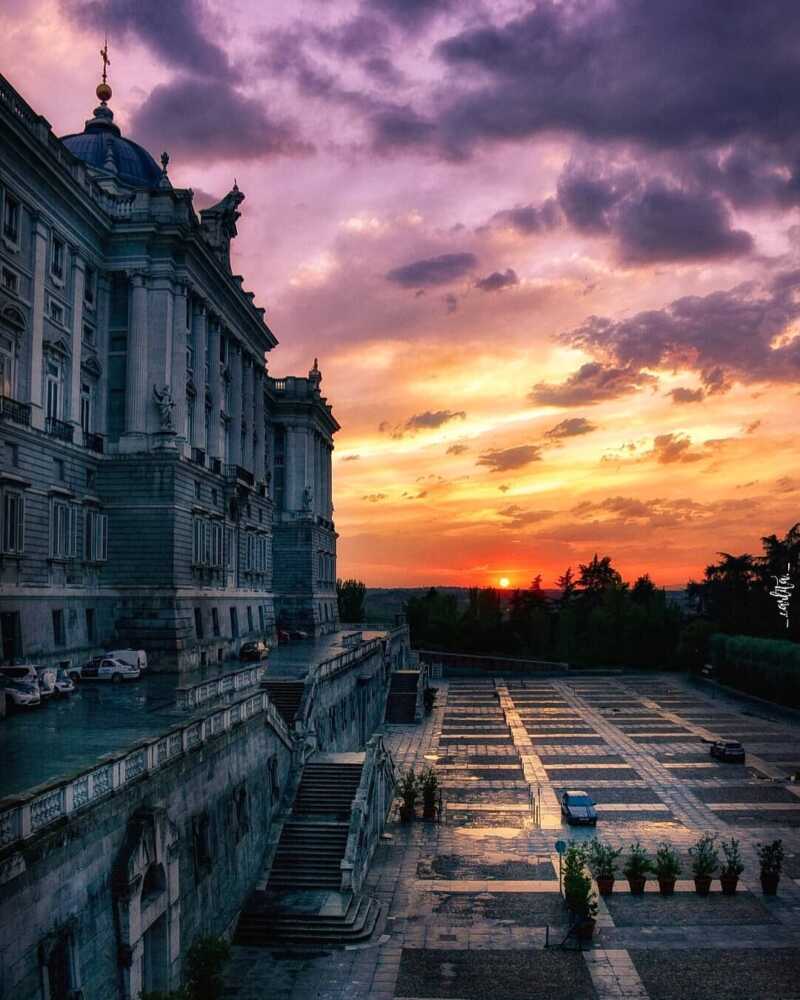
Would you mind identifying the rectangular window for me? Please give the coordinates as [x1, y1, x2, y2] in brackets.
[80, 383, 92, 434]
[49, 300, 64, 325]
[3, 194, 20, 243]
[2, 490, 24, 554]
[192, 516, 204, 565]
[194, 607, 204, 639]
[54, 457, 64, 480]
[1, 268, 18, 294]
[52, 609, 65, 646]
[258, 606, 266, 633]
[211, 521, 223, 567]
[84, 265, 95, 305]
[51, 237, 64, 279]
[186, 395, 195, 443]
[85, 509, 108, 561]
[243, 532, 252, 572]
[46, 360, 62, 421]
[247, 606, 253, 633]
[51, 500, 79, 559]
[211, 607, 220, 637]
[230, 607, 239, 638]
[85, 608, 96, 643]
[225, 527, 235, 571]
[0, 335, 14, 398]
[5, 442, 19, 468]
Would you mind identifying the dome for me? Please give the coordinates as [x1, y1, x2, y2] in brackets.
[61, 105, 162, 190]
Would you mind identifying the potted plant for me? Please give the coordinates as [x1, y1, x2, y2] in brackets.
[587, 839, 622, 896]
[757, 839, 784, 895]
[423, 687, 437, 714]
[654, 843, 682, 896]
[690, 833, 719, 896]
[623, 841, 652, 895]
[569, 872, 598, 941]
[719, 837, 744, 895]
[398, 769, 419, 823]
[562, 842, 587, 906]
[420, 767, 439, 821]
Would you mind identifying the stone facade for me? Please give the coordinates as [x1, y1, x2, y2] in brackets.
[0, 73, 339, 671]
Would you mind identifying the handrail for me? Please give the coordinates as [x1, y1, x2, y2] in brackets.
[0, 689, 291, 851]
[340, 734, 397, 894]
[174, 663, 266, 710]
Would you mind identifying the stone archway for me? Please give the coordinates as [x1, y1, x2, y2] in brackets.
[112, 808, 180, 1000]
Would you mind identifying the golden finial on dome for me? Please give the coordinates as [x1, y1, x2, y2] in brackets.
[96, 37, 112, 103]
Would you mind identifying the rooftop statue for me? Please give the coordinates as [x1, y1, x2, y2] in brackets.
[200, 183, 246, 272]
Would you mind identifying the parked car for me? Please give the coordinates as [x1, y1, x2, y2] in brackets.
[276, 629, 290, 644]
[709, 739, 746, 763]
[80, 657, 141, 683]
[53, 668, 75, 696]
[239, 640, 269, 661]
[288, 629, 310, 641]
[0, 678, 41, 708]
[560, 789, 598, 826]
[0, 665, 40, 685]
[106, 649, 148, 673]
[68, 655, 102, 682]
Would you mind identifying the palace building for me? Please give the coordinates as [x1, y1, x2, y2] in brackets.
[0, 68, 340, 671]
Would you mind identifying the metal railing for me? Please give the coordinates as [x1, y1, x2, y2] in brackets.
[83, 431, 104, 454]
[46, 416, 74, 442]
[191, 447, 206, 467]
[0, 395, 30, 425]
[224, 464, 255, 487]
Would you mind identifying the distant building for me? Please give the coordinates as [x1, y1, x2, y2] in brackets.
[0, 69, 339, 671]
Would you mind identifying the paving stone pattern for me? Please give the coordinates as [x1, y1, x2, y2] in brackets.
[224, 674, 800, 1000]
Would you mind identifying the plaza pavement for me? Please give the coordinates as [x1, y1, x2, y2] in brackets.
[224, 673, 800, 999]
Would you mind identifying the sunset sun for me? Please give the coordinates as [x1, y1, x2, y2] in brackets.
[499, 577, 511, 589]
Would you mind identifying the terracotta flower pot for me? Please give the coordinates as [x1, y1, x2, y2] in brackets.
[694, 875, 712, 896]
[720, 874, 738, 896]
[761, 873, 780, 896]
[658, 878, 676, 896]
[627, 876, 646, 895]
[576, 917, 596, 941]
[422, 802, 437, 821]
[596, 876, 615, 897]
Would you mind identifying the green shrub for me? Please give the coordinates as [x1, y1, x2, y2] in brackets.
[710, 634, 800, 707]
[690, 834, 719, 878]
[622, 841, 652, 880]
[757, 839, 784, 876]
[720, 838, 744, 878]
[587, 839, 622, 879]
[654, 843, 682, 880]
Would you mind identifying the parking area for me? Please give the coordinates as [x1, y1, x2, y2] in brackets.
[224, 673, 800, 1000]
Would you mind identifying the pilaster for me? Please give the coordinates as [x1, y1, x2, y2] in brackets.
[254, 365, 265, 482]
[229, 341, 243, 466]
[207, 317, 222, 458]
[120, 269, 150, 449]
[68, 249, 85, 429]
[191, 300, 208, 451]
[172, 282, 188, 451]
[29, 214, 48, 429]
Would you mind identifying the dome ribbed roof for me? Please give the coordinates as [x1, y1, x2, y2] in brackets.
[61, 105, 162, 190]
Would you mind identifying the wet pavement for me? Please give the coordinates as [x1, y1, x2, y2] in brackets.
[224, 673, 800, 1000]
[0, 629, 387, 799]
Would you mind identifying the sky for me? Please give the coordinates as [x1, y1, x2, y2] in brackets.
[3, 0, 800, 589]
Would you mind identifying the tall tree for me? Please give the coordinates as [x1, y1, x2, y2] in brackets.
[336, 578, 366, 623]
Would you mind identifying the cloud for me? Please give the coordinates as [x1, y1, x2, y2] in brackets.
[67, 0, 235, 80]
[490, 199, 560, 235]
[669, 387, 705, 404]
[560, 270, 800, 391]
[475, 268, 518, 292]
[744, 420, 761, 434]
[543, 417, 598, 439]
[427, 1, 800, 165]
[498, 505, 555, 528]
[557, 161, 636, 234]
[650, 433, 705, 464]
[446, 442, 469, 455]
[404, 409, 466, 431]
[362, 493, 387, 502]
[366, 0, 454, 31]
[372, 106, 438, 153]
[341, 454, 361, 461]
[132, 77, 311, 161]
[477, 444, 542, 472]
[386, 252, 477, 288]
[530, 363, 658, 406]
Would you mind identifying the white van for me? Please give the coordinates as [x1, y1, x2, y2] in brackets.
[106, 649, 148, 673]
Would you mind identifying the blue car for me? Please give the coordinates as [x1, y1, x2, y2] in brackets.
[560, 789, 598, 825]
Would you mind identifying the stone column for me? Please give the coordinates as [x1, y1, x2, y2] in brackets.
[240, 355, 252, 471]
[327, 444, 333, 518]
[229, 342, 243, 466]
[191, 302, 208, 452]
[172, 282, 188, 451]
[68, 249, 85, 430]
[28, 213, 48, 430]
[94, 273, 111, 436]
[207, 317, 222, 459]
[284, 425, 298, 511]
[254, 366, 265, 482]
[123, 270, 149, 445]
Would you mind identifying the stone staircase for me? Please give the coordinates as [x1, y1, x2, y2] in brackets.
[235, 754, 381, 948]
[262, 680, 306, 726]
[235, 891, 382, 947]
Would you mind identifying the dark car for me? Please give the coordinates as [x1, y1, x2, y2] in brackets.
[709, 739, 745, 763]
[288, 629, 310, 640]
[239, 640, 269, 662]
[560, 789, 598, 826]
[276, 629, 290, 644]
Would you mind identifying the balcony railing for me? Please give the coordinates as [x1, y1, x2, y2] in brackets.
[83, 431, 104, 454]
[0, 395, 31, 426]
[209, 457, 222, 475]
[224, 464, 255, 487]
[191, 447, 206, 467]
[46, 416, 74, 443]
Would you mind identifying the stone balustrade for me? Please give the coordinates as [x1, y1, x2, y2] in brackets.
[0, 690, 291, 851]
[175, 663, 266, 710]
[340, 733, 397, 894]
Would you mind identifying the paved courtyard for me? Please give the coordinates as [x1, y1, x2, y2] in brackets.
[225, 674, 800, 999]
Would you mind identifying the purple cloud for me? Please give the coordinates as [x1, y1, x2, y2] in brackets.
[386, 252, 477, 288]
[543, 417, 598, 439]
[530, 363, 658, 406]
[477, 445, 542, 472]
[475, 268, 518, 292]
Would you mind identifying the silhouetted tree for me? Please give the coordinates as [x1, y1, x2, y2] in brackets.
[336, 578, 366, 623]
